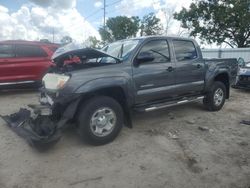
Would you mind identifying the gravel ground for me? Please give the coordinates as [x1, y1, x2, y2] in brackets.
[0, 89, 249, 188]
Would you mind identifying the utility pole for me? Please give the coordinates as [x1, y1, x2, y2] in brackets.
[103, 0, 106, 28]
[52, 27, 55, 43]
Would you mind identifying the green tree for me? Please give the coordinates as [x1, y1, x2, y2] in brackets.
[140, 13, 163, 36]
[86, 36, 102, 48]
[99, 27, 112, 43]
[174, 0, 250, 48]
[99, 16, 140, 43]
[61, 36, 73, 45]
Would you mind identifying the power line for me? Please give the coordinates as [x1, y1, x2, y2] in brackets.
[107, 0, 122, 7]
[85, 9, 103, 20]
[103, 0, 122, 28]
[84, 0, 123, 27]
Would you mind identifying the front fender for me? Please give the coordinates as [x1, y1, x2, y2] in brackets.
[74, 76, 134, 106]
[74, 77, 134, 128]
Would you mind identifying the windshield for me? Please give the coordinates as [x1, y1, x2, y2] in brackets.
[52, 43, 82, 60]
[101, 39, 140, 63]
[52, 40, 140, 65]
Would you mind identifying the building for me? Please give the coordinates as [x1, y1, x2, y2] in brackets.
[202, 48, 250, 62]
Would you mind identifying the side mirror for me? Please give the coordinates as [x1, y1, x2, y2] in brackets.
[136, 51, 154, 64]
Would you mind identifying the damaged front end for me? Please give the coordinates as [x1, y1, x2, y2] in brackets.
[1, 72, 74, 147]
[1, 107, 60, 146]
[1, 91, 81, 147]
[1, 44, 119, 147]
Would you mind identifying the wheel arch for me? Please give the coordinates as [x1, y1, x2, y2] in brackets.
[75, 86, 133, 128]
[214, 72, 230, 99]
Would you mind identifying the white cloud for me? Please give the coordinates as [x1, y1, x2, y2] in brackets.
[117, 0, 192, 16]
[117, 0, 161, 15]
[0, 3, 100, 43]
[0, 5, 8, 13]
[163, 0, 193, 12]
[0, 0, 194, 43]
[116, 0, 192, 36]
[29, 0, 51, 7]
[155, 0, 192, 36]
[29, 0, 76, 9]
[94, 1, 102, 8]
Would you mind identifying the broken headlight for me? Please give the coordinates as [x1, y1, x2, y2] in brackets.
[42, 73, 70, 91]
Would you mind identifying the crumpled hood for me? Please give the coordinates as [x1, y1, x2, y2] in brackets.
[52, 43, 121, 66]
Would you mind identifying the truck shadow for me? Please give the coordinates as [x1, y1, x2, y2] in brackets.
[0, 88, 39, 96]
[56, 101, 206, 150]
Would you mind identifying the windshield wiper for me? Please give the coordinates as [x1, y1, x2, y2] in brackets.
[150, 49, 170, 61]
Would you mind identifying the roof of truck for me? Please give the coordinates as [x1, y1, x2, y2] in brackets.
[136, 35, 192, 40]
[116, 35, 196, 43]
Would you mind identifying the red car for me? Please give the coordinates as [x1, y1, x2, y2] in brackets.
[0, 40, 59, 87]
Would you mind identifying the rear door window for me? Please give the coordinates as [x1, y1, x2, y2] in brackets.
[0, 44, 14, 58]
[15, 44, 48, 57]
[173, 40, 198, 62]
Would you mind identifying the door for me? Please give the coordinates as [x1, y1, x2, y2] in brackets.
[0, 44, 51, 83]
[172, 39, 205, 95]
[132, 39, 175, 104]
[13, 44, 51, 82]
[0, 44, 16, 83]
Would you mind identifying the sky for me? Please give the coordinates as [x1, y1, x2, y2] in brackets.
[0, 0, 193, 43]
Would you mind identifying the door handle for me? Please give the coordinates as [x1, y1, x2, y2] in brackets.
[197, 64, 202, 69]
[167, 66, 174, 72]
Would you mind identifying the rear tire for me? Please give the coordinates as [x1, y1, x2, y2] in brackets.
[77, 96, 124, 145]
[203, 81, 226, 111]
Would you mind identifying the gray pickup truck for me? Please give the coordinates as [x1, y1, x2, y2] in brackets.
[2, 36, 238, 146]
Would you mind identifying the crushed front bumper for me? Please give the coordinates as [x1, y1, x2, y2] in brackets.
[1, 91, 81, 147]
[1, 105, 61, 147]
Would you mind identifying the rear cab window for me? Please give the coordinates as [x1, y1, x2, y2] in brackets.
[173, 40, 198, 62]
[0, 44, 15, 58]
[15, 44, 48, 58]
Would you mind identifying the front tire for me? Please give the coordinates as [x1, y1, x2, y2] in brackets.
[203, 81, 226, 111]
[77, 96, 124, 145]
